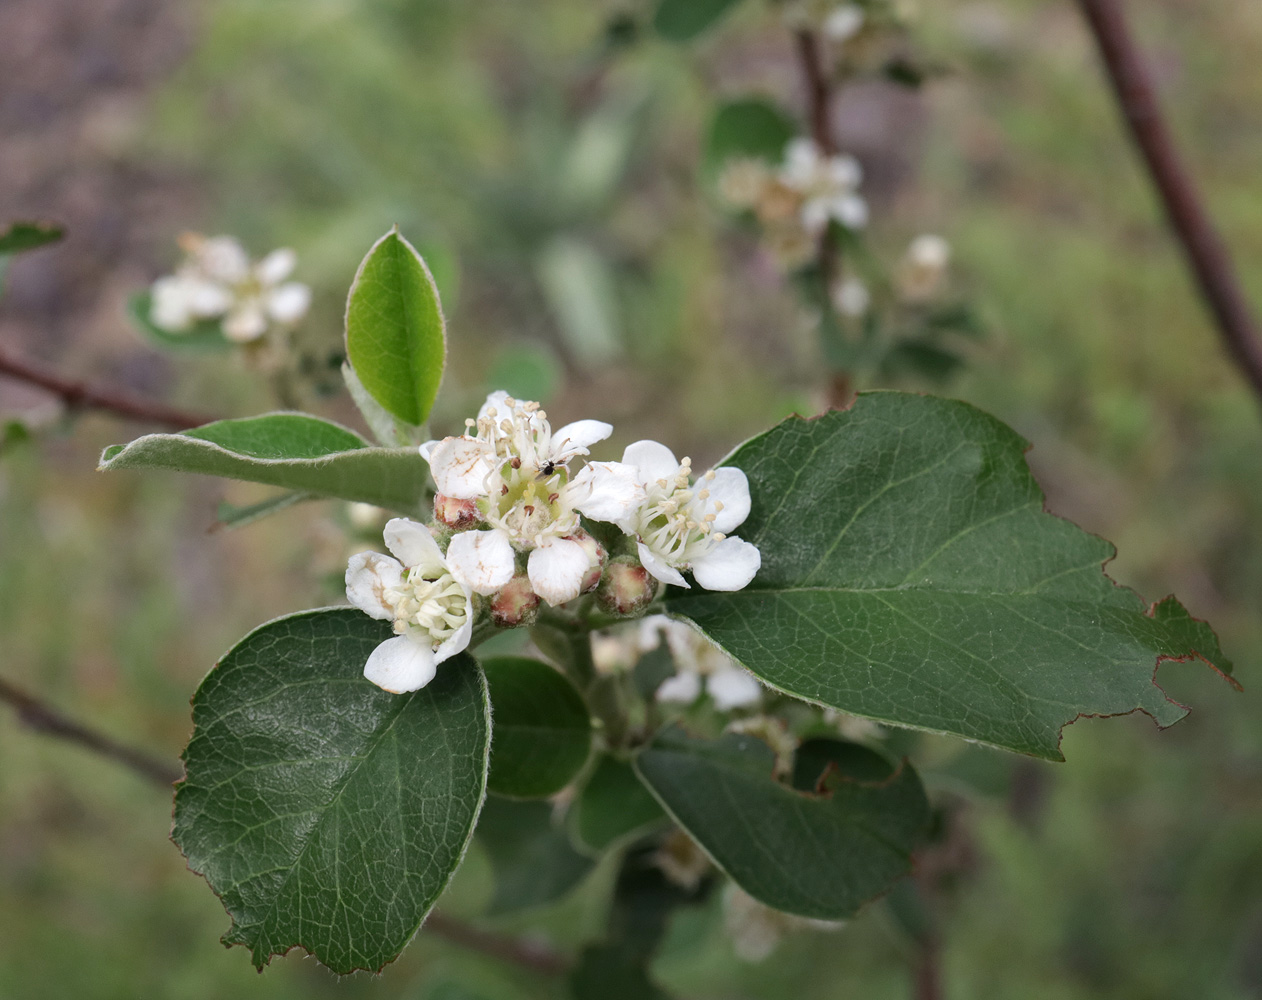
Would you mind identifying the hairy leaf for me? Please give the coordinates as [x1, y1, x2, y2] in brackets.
[667, 393, 1233, 759]
[483, 657, 592, 799]
[475, 797, 594, 915]
[653, 0, 746, 41]
[635, 728, 929, 919]
[173, 609, 490, 973]
[100, 414, 429, 515]
[571, 754, 667, 853]
[345, 228, 446, 426]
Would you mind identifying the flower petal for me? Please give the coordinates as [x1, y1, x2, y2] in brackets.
[831, 195, 868, 230]
[383, 517, 444, 572]
[434, 610, 474, 666]
[427, 435, 495, 499]
[571, 461, 645, 522]
[345, 550, 404, 619]
[706, 666, 763, 710]
[527, 537, 591, 606]
[550, 419, 612, 462]
[223, 300, 268, 342]
[478, 390, 512, 421]
[622, 439, 679, 485]
[363, 635, 437, 693]
[690, 536, 761, 592]
[446, 529, 516, 595]
[266, 282, 311, 324]
[656, 670, 703, 704]
[637, 540, 688, 589]
[705, 467, 752, 535]
[255, 247, 297, 286]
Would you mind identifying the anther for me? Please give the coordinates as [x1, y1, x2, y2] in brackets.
[510, 457, 522, 469]
[501, 484, 509, 495]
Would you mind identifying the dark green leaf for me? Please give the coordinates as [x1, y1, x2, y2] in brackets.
[475, 797, 594, 916]
[0, 220, 64, 254]
[173, 609, 490, 973]
[99, 413, 429, 515]
[632, 641, 676, 701]
[667, 393, 1233, 759]
[653, 0, 746, 42]
[571, 754, 668, 853]
[127, 291, 232, 351]
[345, 228, 446, 426]
[635, 727, 929, 919]
[483, 657, 592, 799]
[704, 98, 797, 177]
[571, 945, 673, 1000]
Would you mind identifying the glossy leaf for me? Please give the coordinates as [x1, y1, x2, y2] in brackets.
[667, 393, 1233, 759]
[128, 291, 231, 351]
[345, 228, 446, 426]
[99, 414, 429, 515]
[704, 98, 797, 177]
[653, 0, 746, 41]
[571, 754, 667, 853]
[173, 609, 490, 973]
[635, 728, 929, 919]
[483, 657, 592, 799]
[475, 797, 594, 916]
[0, 220, 63, 254]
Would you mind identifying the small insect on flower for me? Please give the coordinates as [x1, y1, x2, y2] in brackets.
[345, 518, 473, 693]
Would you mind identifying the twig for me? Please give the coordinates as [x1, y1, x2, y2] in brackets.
[793, 28, 837, 156]
[423, 912, 571, 976]
[0, 676, 182, 786]
[0, 346, 212, 429]
[1076, 0, 1262, 400]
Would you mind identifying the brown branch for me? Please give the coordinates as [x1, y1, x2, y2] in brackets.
[0, 346, 212, 429]
[793, 29, 837, 156]
[0, 676, 182, 786]
[423, 912, 570, 976]
[1076, 0, 1262, 399]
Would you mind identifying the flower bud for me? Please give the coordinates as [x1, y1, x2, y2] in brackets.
[596, 556, 658, 617]
[569, 529, 607, 594]
[490, 573, 540, 628]
[434, 493, 482, 531]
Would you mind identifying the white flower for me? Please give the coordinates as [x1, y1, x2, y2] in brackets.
[345, 517, 473, 693]
[642, 615, 763, 710]
[779, 138, 868, 233]
[898, 233, 951, 302]
[424, 392, 644, 606]
[222, 247, 312, 343]
[832, 276, 870, 317]
[824, 4, 865, 42]
[617, 441, 760, 592]
[723, 885, 845, 962]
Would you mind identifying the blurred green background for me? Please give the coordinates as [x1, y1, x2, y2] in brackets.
[1, 0, 1260, 997]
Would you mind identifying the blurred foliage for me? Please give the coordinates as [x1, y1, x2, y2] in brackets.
[3, 0, 1262, 997]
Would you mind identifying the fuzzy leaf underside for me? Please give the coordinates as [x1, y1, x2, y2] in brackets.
[99, 413, 429, 515]
[667, 392, 1232, 760]
[173, 609, 490, 974]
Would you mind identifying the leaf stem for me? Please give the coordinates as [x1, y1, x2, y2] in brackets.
[423, 911, 571, 976]
[0, 346, 213, 430]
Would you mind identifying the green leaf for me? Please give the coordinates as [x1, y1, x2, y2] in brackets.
[635, 728, 929, 919]
[342, 361, 423, 448]
[127, 291, 232, 351]
[667, 392, 1233, 759]
[571, 755, 667, 853]
[214, 491, 313, 530]
[482, 657, 592, 799]
[345, 228, 446, 426]
[704, 98, 797, 177]
[173, 609, 490, 973]
[475, 797, 594, 916]
[0, 220, 64, 254]
[571, 945, 673, 1000]
[653, 0, 746, 41]
[99, 413, 429, 515]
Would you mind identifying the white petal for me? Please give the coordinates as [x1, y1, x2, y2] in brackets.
[363, 635, 437, 693]
[478, 390, 513, 421]
[223, 300, 268, 342]
[446, 529, 516, 595]
[637, 540, 688, 589]
[706, 467, 752, 535]
[827, 155, 863, 188]
[197, 236, 251, 284]
[434, 611, 473, 666]
[691, 536, 761, 592]
[418, 439, 440, 462]
[656, 670, 702, 704]
[550, 419, 612, 462]
[266, 282, 311, 324]
[186, 278, 234, 318]
[801, 199, 831, 234]
[427, 436, 495, 500]
[707, 666, 763, 710]
[255, 247, 297, 286]
[622, 439, 679, 484]
[571, 461, 645, 523]
[527, 538, 591, 606]
[781, 138, 818, 186]
[150, 276, 194, 330]
[383, 518, 444, 572]
[345, 550, 404, 619]
[832, 195, 868, 229]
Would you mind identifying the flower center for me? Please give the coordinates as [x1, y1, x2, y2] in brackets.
[383, 569, 468, 645]
[469, 396, 556, 472]
[478, 462, 577, 548]
[635, 458, 725, 565]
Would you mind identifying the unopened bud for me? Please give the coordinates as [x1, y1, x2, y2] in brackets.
[569, 530, 607, 594]
[491, 574, 540, 628]
[434, 493, 482, 531]
[597, 557, 658, 616]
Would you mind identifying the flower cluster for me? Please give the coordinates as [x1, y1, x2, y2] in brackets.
[719, 138, 868, 269]
[149, 233, 311, 343]
[346, 391, 762, 692]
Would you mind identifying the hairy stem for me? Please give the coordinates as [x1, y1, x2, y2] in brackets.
[1076, 0, 1262, 400]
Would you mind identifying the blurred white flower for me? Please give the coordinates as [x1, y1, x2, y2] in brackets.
[642, 615, 763, 710]
[779, 138, 868, 233]
[832, 276, 871, 317]
[723, 885, 846, 962]
[345, 518, 473, 693]
[824, 4, 865, 42]
[898, 233, 951, 302]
